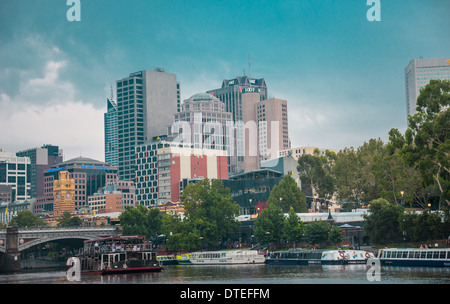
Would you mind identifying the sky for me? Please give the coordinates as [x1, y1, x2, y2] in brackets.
[0, 0, 449, 162]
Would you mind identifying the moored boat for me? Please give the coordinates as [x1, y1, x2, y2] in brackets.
[321, 250, 374, 265]
[77, 235, 163, 275]
[190, 250, 266, 265]
[157, 254, 178, 265]
[265, 249, 323, 264]
[176, 253, 192, 265]
[378, 248, 450, 267]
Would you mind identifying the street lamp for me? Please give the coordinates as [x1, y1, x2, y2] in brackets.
[400, 191, 404, 206]
[249, 199, 252, 216]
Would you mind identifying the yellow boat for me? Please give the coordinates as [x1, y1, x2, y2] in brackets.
[176, 253, 192, 265]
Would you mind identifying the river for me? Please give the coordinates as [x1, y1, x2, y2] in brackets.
[0, 263, 449, 284]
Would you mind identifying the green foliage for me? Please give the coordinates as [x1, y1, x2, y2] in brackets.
[297, 150, 335, 202]
[119, 205, 156, 238]
[174, 178, 240, 250]
[404, 79, 450, 206]
[304, 220, 330, 245]
[254, 203, 285, 245]
[268, 175, 307, 212]
[282, 207, 304, 243]
[328, 225, 343, 244]
[399, 210, 447, 243]
[9, 210, 47, 227]
[363, 198, 404, 244]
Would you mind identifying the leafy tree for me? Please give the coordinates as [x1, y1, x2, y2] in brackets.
[161, 213, 190, 251]
[268, 175, 307, 212]
[9, 210, 46, 227]
[119, 205, 151, 237]
[399, 210, 445, 242]
[403, 79, 449, 206]
[57, 211, 82, 226]
[147, 207, 163, 238]
[328, 225, 343, 244]
[282, 207, 304, 245]
[304, 220, 330, 245]
[179, 178, 240, 249]
[363, 198, 404, 244]
[297, 149, 336, 204]
[254, 203, 285, 246]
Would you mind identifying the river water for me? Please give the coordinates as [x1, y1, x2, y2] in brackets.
[0, 263, 449, 284]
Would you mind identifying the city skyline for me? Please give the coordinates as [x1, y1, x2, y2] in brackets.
[1, 0, 449, 161]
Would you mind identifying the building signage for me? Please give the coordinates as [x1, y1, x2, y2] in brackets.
[129, 71, 143, 77]
[241, 87, 261, 93]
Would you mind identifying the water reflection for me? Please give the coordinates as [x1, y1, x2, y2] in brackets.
[0, 264, 449, 284]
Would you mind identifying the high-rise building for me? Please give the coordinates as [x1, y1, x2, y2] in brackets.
[16, 144, 63, 199]
[0, 148, 31, 202]
[207, 76, 268, 175]
[405, 57, 450, 118]
[241, 92, 290, 172]
[135, 137, 228, 206]
[116, 68, 180, 181]
[169, 92, 233, 171]
[207, 76, 268, 123]
[104, 98, 118, 167]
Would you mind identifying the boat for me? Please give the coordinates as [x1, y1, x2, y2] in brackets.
[265, 249, 324, 264]
[157, 254, 178, 265]
[190, 250, 266, 265]
[346, 250, 375, 264]
[176, 253, 192, 265]
[77, 235, 163, 275]
[377, 248, 450, 267]
[321, 250, 374, 265]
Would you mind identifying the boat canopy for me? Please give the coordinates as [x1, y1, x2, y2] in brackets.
[83, 235, 145, 244]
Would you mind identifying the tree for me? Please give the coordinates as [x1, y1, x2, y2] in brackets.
[304, 220, 330, 245]
[282, 207, 304, 245]
[254, 203, 285, 246]
[119, 205, 151, 237]
[161, 213, 189, 251]
[268, 175, 307, 212]
[57, 211, 82, 227]
[9, 210, 46, 227]
[403, 79, 450, 207]
[297, 150, 336, 204]
[147, 207, 163, 238]
[363, 198, 404, 244]
[180, 179, 240, 249]
[328, 225, 343, 244]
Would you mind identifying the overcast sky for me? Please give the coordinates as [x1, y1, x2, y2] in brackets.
[1, 0, 449, 161]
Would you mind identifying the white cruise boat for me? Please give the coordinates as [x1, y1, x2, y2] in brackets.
[321, 250, 375, 265]
[190, 250, 266, 265]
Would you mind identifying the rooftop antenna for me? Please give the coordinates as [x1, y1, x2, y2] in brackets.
[248, 54, 251, 78]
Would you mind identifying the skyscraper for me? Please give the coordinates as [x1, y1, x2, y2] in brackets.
[241, 92, 289, 172]
[104, 98, 118, 167]
[16, 144, 63, 199]
[207, 76, 268, 123]
[405, 57, 450, 118]
[0, 148, 31, 202]
[116, 68, 180, 181]
[207, 76, 268, 174]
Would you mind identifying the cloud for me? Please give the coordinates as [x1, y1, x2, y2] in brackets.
[0, 54, 104, 161]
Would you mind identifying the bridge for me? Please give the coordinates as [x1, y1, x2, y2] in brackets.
[0, 226, 120, 272]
